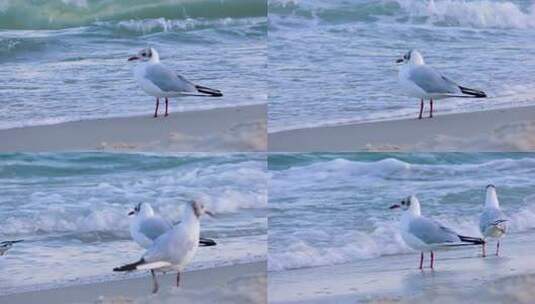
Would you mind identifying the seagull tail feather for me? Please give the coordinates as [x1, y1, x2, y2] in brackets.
[195, 85, 223, 97]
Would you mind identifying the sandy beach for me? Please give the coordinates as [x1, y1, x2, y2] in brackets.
[0, 104, 266, 152]
[0, 262, 266, 304]
[269, 232, 535, 304]
[269, 106, 535, 152]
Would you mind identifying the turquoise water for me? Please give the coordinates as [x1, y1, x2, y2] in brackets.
[0, 153, 267, 294]
[0, 0, 266, 129]
[269, 0, 535, 131]
[268, 153, 535, 271]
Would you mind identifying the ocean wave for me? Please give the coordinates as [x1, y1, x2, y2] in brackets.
[270, 0, 535, 29]
[0, 0, 266, 29]
[269, 200, 535, 271]
[96, 16, 266, 35]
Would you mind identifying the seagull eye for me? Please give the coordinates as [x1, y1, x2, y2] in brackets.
[141, 53, 146, 56]
[401, 201, 405, 205]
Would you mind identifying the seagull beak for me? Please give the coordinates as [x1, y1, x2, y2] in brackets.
[205, 210, 215, 217]
[389, 204, 400, 210]
[128, 56, 139, 61]
[128, 210, 135, 216]
[395, 58, 404, 64]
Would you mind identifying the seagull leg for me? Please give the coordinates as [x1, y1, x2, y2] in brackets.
[429, 99, 433, 118]
[154, 98, 160, 118]
[165, 98, 169, 117]
[176, 272, 181, 287]
[430, 251, 434, 269]
[419, 252, 424, 270]
[482, 243, 486, 257]
[151, 270, 159, 294]
[496, 241, 500, 256]
[418, 99, 424, 119]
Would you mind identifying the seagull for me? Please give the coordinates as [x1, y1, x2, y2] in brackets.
[0, 240, 23, 256]
[396, 49, 487, 119]
[390, 195, 484, 269]
[479, 185, 508, 257]
[115, 200, 214, 293]
[129, 202, 216, 248]
[128, 47, 223, 118]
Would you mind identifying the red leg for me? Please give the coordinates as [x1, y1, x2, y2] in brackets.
[419, 252, 424, 270]
[165, 98, 169, 117]
[429, 99, 433, 118]
[496, 241, 500, 256]
[176, 272, 180, 287]
[430, 251, 434, 269]
[154, 98, 159, 118]
[482, 243, 486, 257]
[418, 99, 424, 119]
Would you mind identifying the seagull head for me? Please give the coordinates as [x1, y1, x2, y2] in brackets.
[389, 195, 421, 215]
[190, 200, 214, 218]
[128, 202, 154, 217]
[396, 49, 424, 65]
[128, 47, 159, 63]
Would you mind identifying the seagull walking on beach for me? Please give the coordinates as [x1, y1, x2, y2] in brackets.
[0, 240, 23, 256]
[128, 47, 223, 118]
[390, 195, 484, 270]
[129, 202, 216, 248]
[396, 50, 487, 119]
[115, 200, 214, 293]
[479, 185, 508, 257]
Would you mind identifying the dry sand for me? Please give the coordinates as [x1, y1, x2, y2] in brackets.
[268, 232, 535, 304]
[0, 262, 266, 304]
[269, 105, 535, 152]
[0, 104, 266, 152]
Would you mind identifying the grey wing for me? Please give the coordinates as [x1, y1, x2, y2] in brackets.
[479, 208, 507, 232]
[139, 217, 172, 241]
[145, 64, 196, 92]
[409, 65, 460, 94]
[409, 217, 460, 244]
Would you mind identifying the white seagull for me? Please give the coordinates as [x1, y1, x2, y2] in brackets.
[397, 49, 487, 119]
[128, 47, 223, 118]
[0, 240, 23, 256]
[390, 195, 484, 269]
[479, 185, 508, 257]
[128, 202, 216, 248]
[115, 200, 214, 293]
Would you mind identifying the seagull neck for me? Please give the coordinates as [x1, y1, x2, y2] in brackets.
[408, 199, 421, 216]
[181, 205, 200, 227]
[485, 189, 500, 208]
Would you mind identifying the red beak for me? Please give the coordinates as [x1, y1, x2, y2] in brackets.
[128, 56, 139, 61]
[389, 204, 400, 209]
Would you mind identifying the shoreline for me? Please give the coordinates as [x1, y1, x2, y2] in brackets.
[269, 105, 535, 152]
[0, 262, 266, 304]
[0, 104, 267, 153]
[268, 232, 535, 303]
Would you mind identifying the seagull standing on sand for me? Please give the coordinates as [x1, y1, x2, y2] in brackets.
[479, 185, 508, 257]
[0, 240, 23, 256]
[128, 47, 223, 118]
[115, 200, 214, 293]
[397, 50, 487, 119]
[390, 195, 484, 269]
[128, 202, 216, 248]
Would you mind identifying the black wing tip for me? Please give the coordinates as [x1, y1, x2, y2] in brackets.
[113, 258, 145, 272]
[199, 238, 217, 247]
[458, 235, 485, 245]
[195, 85, 223, 97]
[459, 86, 487, 98]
